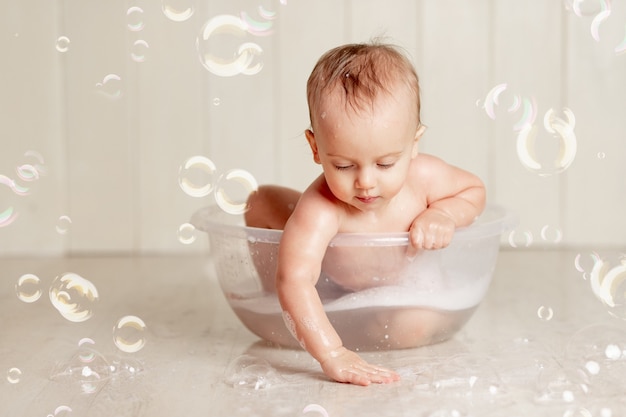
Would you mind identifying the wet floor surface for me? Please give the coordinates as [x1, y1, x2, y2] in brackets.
[1, 250, 625, 417]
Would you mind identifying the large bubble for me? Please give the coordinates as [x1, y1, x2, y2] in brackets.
[49, 273, 99, 322]
[178, 155, 218, 197]
[588, 255, 626, 319]
[196, 15, 264, 76]
[15, 273, 42, 303]
[214, 168, 258, 215]
[113, 315, 147, 353]
[223, 354, 284, 390]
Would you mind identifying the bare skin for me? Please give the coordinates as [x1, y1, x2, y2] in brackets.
[246, 82, 486, 386]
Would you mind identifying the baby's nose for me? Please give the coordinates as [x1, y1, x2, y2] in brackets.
[356, 168, 376, 189]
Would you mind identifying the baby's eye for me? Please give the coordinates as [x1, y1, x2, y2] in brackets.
[334, 165, 353, 171]
[377, 163, 395, 169]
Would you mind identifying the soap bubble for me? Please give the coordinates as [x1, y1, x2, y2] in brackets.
[564, 0, 606, 16]
[113, 315, 147, 353]
[540, 225, 563, 244]
[55, 36, 70, 52]
[16, 164, 39, 181]
[127, 6, 145, 32]
[574, 251, 601, 280]
[196, 15, 264, 76]
[240, 6, 277, 37]
[214, 169, 258, 215]
[1, 174, 30, 196]
[15, 273, 42, 303]
[212, 97, 221, 106]
[224, 354, 284, 390]
[7, 367, 22, 384]
[537, 305, 554, 321]
[587, 256, 626, 319]
[161, 0, 195, 22]
[49, 273, 99, 322]
[130, 40, 149, 63]
[177, 222, 196, 244]
[303, 404, 329, 417]
[47, 405, 72, 417]
[507, 229, 533, 248]
[178, 155, 217, 197]
[516, 108, 577, 176]
[95, 74, 122, 100]
[0, 206, 19, 228]
[56, 215, 72, 235]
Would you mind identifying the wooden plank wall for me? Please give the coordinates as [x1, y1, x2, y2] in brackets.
[1, 0, 624, 255]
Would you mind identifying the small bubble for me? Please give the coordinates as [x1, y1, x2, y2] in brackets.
[113, 315, 147, 353]
[584, 360, 600, 375]
[537, 305, 554, 321]
[51, 405, 72, 417]
[7, 367, 22, 384]
[56, 215, 72, 235]
[214, 169, 258, 215]
[178, 155, 218, 197]
[15, 273, 42, 303]
[177, 222, 197, 244]
[95, 74, 123, 100]
[540, 225, 563, 243]
[303, 404, 330, 417]
[597, 151, 606, 159]
[161, 0, 195, 22]
[212, 97, 221, 106]
[224, 354, 283, 390]
[127, 6, 145, 32]
[16, 164, 39, 181]
[56, 36, 70, 52]
[507, 229, 533, 248]
[131, 39, 149, 63]
[605, 343, 622, 360]
[49, 273, 99, 322]
[0, 206, 19, 228]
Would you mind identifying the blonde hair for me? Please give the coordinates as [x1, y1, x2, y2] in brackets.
[306, 41, 421, 127]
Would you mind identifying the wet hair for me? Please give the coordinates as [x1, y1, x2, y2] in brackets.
[306, 41, 421, 128]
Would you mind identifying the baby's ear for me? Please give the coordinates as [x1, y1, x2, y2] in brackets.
[305, 129, 321, 164]
[412, 123, 426, 158]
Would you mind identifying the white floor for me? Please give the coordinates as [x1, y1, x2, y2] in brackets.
[1, 250, 625, 417]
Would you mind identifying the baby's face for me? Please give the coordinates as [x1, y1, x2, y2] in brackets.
[306, 84, 421, 212]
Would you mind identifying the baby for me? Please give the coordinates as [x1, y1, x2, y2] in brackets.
[245, 42, 486, 386]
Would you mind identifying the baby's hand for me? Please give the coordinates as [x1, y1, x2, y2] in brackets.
[408, 209, 456, 253]
[320, 347, 400, 386]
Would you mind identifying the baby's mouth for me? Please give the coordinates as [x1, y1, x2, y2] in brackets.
[356, 196, 379, 204]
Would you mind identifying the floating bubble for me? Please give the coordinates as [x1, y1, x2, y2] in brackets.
[516, 108, 577, 176]
[49, 273, 99, 322]
[161, 0, 195, 22]
[95, 74, 123, 100]
[507, 229, 533, 248]
[215, 169, 258, 215]
[537, 305, 554, 321]
[113, 315, 147, 353]
[212, 97, 221, 106]
[16, 164, 39, 181]
[127, 6, 145, 32]
[588, 256, 626, 318]
[303, 404, 329, 417]
[178, 155, 218, 197]
[48, 405, 72, 417]
[0, 206, 19, 228]
[597, 151, 606, 159]
[56, 215, 72, 235]
[55, 36, 70, 52]
[574, 251, 601, 279]
[589, 0, 611, 42]
[564, 0, 607, 16]
[1, 174, 30, 196]
[177, 222, 196, 244]
[15, 273, 42, 303]
[7, 367, 22, 384]
[540, 225, 563, 244]
[224, 354, 284, 390]
[131, 39, 149, 63]
[240, 7, 276, 37]
[24, 150, 47, 175]
[196, 15, 264, 77]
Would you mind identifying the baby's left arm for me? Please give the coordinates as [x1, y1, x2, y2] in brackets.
[409, 156, 486, 250]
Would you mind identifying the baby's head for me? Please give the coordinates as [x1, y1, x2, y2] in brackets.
[306, 41, 421, 132]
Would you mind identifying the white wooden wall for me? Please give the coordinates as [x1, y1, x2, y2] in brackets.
[1, 0, 625, 255]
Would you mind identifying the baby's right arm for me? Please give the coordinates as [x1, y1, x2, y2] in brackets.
[276, 190, 400, 386]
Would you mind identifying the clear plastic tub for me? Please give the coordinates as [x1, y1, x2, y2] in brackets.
[191, 204, 516, 351]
